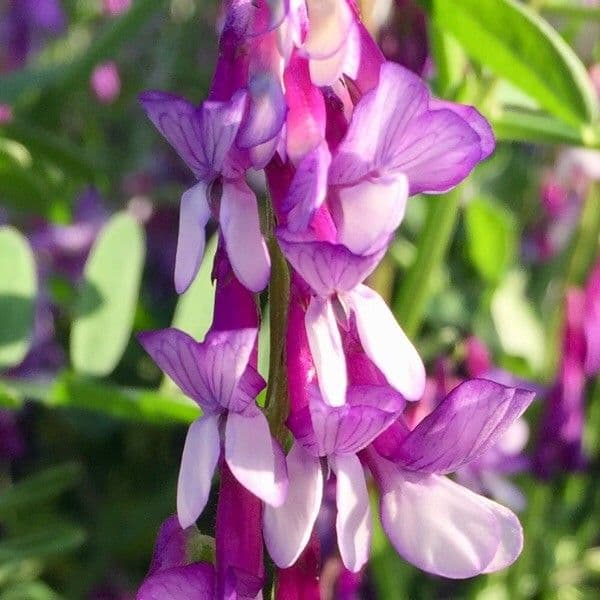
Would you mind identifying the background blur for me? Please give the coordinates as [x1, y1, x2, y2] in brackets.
[1, 1, 600, 598]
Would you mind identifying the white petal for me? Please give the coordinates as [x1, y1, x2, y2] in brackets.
[177, 416, 220, 529]
[225, 411, 288, 507]
[263, 443, 323, 567]
[379, 468, 503, 578]
[175, 182, 211, 294]
[348, 285, 425, 401]
[336, 175, 408, 255]
[331, 453, 372, 572]
[305, 296, 347, 407]
[220, 179, 271, 292]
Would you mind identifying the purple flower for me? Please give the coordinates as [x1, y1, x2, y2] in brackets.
[368, 379, 535, 578]
[137, 516, 215, 600]
[91, 61, 121, 104]
[0, 410, 25, 461]
[0, 104, 13, 124]
[140, 91, 272, 293]
[277, 233, 425, 407]
[103, 0, 131, 16]
[138, 327, 287, 528]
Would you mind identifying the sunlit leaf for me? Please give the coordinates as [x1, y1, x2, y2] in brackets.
[433, 0, 599, 126]
[0, 581, 61, 600]
[465, 196, 516, 284]
[0, 463, 83, 515]
[0, 227, 37, 370]
[491, 270, 545, 372]
[70, 212, 145, 376]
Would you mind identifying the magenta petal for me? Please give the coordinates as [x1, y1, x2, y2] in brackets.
[393, 379, 535, 474]
[584, 262, 600, 376]
[277, 235, 386, 296]
[177, 416, 220, 528]
[147, 516, 189, 576]
[264, 443, 323, 567]
[284, 141, 331, 232]
[137, 564, 215, 600]
[331, 453, 371, 573]
[237, 72, 286, 149]
[220, 178, 271, 292]
[174, 182, 211, 294]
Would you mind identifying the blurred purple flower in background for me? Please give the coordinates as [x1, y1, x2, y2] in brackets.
[0, 0, 65, 71]
[0, 410, 25, 462]
[104, 0, 132, 17]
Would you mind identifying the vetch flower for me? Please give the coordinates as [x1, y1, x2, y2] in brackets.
[138, 327, 287, 528]
[367, 379, 535, 578]
[277, 231, 425, 407]
[140, 91, 271, 293]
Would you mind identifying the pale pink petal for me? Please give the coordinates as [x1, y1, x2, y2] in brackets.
[263, 443, 324, 567]
[347, 285, 425, 401]
[334, 175, 408, 255]
[220, 178, 271, 292]
[331, 453, 372, 573]
[374, 457, 503, 579]
[309, 42, 348, 87]
[479, 496, 523, 573]
[177, 416, 220, 529]
[305, 297, 347, 407]
[303, 0, 353, 59]
[174, 182, 211, 294]
[225, 411, 288, 507]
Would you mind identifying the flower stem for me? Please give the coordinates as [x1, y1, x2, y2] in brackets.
[393, 188, 462, 338]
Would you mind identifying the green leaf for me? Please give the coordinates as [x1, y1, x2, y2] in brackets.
[0, 373, 199, 424]
[433, 0, 599, 126]
[491, 109, 600, 148]
[70, 212, 145, 376]
[0, 526, 85, 564]
[0, 227, 37, 370]
[465, 197, 516, 284]
[0, 382, 23, 409]
[0, 463, 82, 515]
[0, 582, 61, 600]
[491, 270, 545, 372]
[52, 372, 199, 424]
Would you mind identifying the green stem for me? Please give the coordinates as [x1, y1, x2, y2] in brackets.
[393, 188, 462, 338]
[264, 226, 291, 446]
[538, 1, 600, 19]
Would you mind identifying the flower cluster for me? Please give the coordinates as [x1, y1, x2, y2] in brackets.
[137, 0, 534, 595]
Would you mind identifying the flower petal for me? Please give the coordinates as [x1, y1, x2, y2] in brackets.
[334, 175, 408, 255]
[220, 178, 271, 292]
[277, 234, 385, 296]
[174, 182, 211, 294]
[331, 453, 371, 573]
[347, 285, 425, 401]
[303, 0, 353, 59]
[305, 297, 347, 407]
[237, 72, 286, 149]
[373, 455, 504, 579]
[177, 416, 220, 529]
[139, 90, 246, 180]
[225, 410, 288, 507]
[392, 379, 535, 474]
[137, 564, 216, 600]
[284, 141, 331, 232]
[264, 443, 324, 567]
[138, 328, 259, 411]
